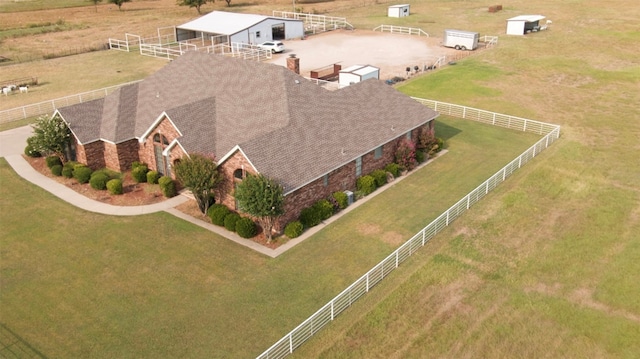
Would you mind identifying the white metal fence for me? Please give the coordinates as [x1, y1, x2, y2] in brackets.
[373, 24, 429, 37]
[0, 81, 141, 124]
[256, 99, 560, 359]
[272, 11, 354, 33]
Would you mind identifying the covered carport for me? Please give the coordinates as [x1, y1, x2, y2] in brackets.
[506, 15, 546, 35]
[176, 11, 304, 45]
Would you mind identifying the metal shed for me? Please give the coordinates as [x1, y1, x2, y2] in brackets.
[388, 4, 410, 18]
[176, 11, 304, 45]
[339, 65, 380, 87]
[506, 15, 546, 35]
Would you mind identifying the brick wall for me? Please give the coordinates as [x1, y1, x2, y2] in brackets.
[218, 150, 256, 209]
[138, 116, 182, 175]
[79, 141, 106, 170]
[112, 140, 140, 172]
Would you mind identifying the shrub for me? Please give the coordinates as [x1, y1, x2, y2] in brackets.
[385, 163, 401, 177]
[284, 221, 304, 238]
[224, 213, 241, 232]
[24, 144, 41, 157]
[131, 161, 145, 170]
[107, 179, 123, 195]
[416, 150, 426, 163]
[313, 199, 334, 220]
[146, 170, 160, 184]
[51, 164, 63, 176]
[299, 206, 322, 228]
[370, 169, 387, 188]
[131, 164, 149, 183]
[395, 137, 417, 171]
[158, 176, 176, 197]
[73, 165, 92, 184]
[45, 155, 62, 169]
[332, 191, 349, 209]
[356, 175, 376, 196]
[62, 161, 77, 178]
[235, 217, 257, 238]
[90, 172, 110, 190]
[208, 204, 231, 226]
[435, 137, 445, 152]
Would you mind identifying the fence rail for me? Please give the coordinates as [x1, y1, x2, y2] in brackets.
[272, 11, 354, 32]
[0, 81, 141, 124]
[256, 99, 560, 359]
[373, 24, 429, 36]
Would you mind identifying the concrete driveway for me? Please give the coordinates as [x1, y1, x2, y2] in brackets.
[266, 29, 456, 79]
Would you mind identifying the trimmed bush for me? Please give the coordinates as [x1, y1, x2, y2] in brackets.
[24, 144, 41, 157]
[208, 204, 231, 226]
[46, 156, 62, 169]
[224, 213, 241, 232]
[51, 164, 63, 176]
[158, 176, 176, 197]
[416, 150, 426, 163]
[62, 161, 77, 178]
[146, 170, 160, 184]
[299, 206, 322, 228]
[435, 137, 445, 152]
[235, 217, 257, 238]
[131, 161, 145, 170]
[107, 179, 123, 195]
[73, 165, 92, 184]
[90, 172, 110, 190]
[131, 164, 149, 183]
[313, 199, 334, 220]
[356, 175, 376, 196]
[332, 191, 349, 209]
[370, 169, 387, 188]
[284, 221, 304, 238]
[385, 163, 401, 177]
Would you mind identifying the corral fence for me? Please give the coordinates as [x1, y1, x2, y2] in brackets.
[481, 35, 499, 47]
[255, 99, 560, 359]
[0, 81, 141, 125]
[1, 77, 38, 89]
[272, 11, 354, 34]
[373, 24, 429, 37]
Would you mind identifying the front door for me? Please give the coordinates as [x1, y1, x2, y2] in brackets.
[154, 145, 165, 175]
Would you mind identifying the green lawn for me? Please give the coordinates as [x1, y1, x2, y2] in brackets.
[0, 116, 541, 357]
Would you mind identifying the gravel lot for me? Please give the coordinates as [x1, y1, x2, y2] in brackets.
[266, 29, 458, 79]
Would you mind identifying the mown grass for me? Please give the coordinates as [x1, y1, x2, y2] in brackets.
[293, 0, 640, 357]
[0, 0, 92, 13]
[0, 115, 541, 357]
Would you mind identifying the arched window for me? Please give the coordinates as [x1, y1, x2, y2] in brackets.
[233, 169, 244, 180]
[153, 133, 169, 145]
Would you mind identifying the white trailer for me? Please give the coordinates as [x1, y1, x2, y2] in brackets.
[443, 29, 479, 51]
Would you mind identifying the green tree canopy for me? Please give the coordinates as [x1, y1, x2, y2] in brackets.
[234, 174, 284, 242]
[28, 115, 71, 162]
[177, 0, 214, 14]
[109, 0, 131, 11]
[174, 153, 223, 214]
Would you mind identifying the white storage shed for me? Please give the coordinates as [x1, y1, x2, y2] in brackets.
[176, 11, 304, 45]
[506, 15, 546, 35]
[339, 65, 380, 87]
[388, 4, 410, 18]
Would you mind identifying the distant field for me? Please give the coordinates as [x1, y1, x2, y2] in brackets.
[1, 0, 639, 357]
[0, 0, 90, 13]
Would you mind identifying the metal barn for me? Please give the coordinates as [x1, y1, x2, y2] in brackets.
[506, 15, 546, 35]
[176, 11, 304, 45]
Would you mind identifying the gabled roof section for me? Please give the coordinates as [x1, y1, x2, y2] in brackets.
[57, 98, 106, 145]
[177, 11, 271, 35]
[164, 97, 216, 156]
[100, 83, 139, 143]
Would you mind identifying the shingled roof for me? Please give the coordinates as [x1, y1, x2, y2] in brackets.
[57, 51, 438, 193]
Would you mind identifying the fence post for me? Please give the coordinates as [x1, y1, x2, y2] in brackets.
[467, 195, 470, 209]
[331, 301, 334, 320]
[366, 273, 369, 292]
[486, 181, 489, 194]
[422, 229, 425, 246]
[492, 113, 496, 125]
[446, 210, 449, 226]
[289, 333, 293, 354]
[395, 251, 399, 268]
[23, 107, 27, 119]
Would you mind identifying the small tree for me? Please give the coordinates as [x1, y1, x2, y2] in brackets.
[109, 0, 131, 11]
[177, 0, 215, 14]
[174, 153, 222, 214]
[28, 115, 71, 163]
[89, 0, 103, 11]
[234, 174, 284, 242]
[395, 137, 417, 171]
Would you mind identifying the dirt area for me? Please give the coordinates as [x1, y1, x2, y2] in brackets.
[267, 29, 460, 79]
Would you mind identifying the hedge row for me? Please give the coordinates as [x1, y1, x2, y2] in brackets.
[206, 204, 257, 239]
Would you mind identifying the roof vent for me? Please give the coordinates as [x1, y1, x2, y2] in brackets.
[341, 148, 346, 155]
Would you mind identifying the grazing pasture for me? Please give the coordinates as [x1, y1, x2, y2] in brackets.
[0, 0, 638, 357]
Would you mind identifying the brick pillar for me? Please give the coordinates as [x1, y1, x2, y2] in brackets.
[287, 54, 300, 74]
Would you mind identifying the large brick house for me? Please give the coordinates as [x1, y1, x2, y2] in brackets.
[55, 51, 438, 227]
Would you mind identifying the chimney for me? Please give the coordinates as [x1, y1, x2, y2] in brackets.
[287, 54, 300, 74]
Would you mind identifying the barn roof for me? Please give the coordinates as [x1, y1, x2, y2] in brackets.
[177, 11, 299, 35]
[58, 52, 438, 194]
[507, 15, 545, 22]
